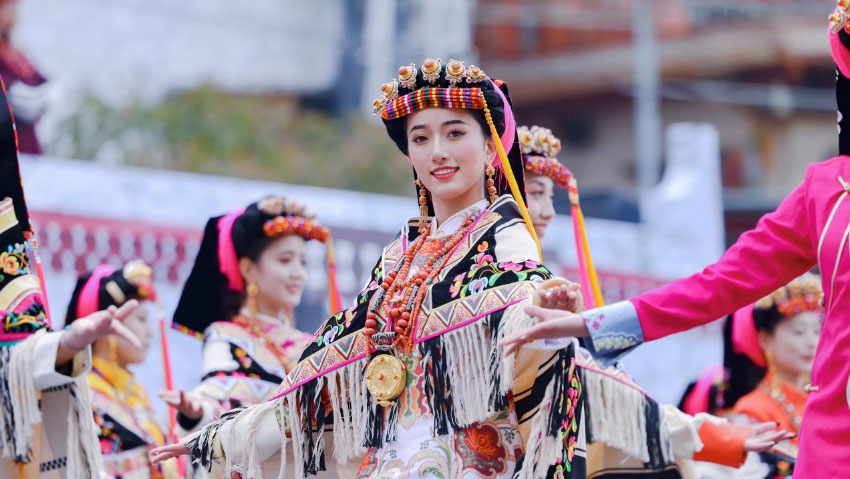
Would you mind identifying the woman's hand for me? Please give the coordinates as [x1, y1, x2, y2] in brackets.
[538, 282, 584, 313]
[499, 303, 590, 356]
[159, 390, 204, 420]
[744, 422, 796, 454]
[57, 300, 141, 366]
[150, 442, 192, 465]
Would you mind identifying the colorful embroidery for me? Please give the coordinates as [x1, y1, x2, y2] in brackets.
[0, 243, 28, 281]
[2, 303, 49, 334]
[453, 423, 508, 475]
[450, 259, 545, 299]
[555, 356, 582, 476]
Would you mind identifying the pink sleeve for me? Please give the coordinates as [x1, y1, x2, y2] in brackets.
[632, 167, 816, 341]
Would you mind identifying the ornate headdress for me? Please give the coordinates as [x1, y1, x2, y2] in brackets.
[732, 273, 823, 368]
[64, 260, 157, 324]
[829, 0, 850, 34]
[518, 125, 571, 188]
[173, 196, 339, 337]
[375, 59, 541, 258]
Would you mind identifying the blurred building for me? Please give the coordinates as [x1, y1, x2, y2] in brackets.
[475, 0, 836, 242]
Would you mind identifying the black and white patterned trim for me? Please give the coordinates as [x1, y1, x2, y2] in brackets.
[40, 456, 67, 472]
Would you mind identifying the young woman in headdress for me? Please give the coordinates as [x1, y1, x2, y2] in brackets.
[64, 260, 178, 479]
[729, 274, 820, 478]
[151, 59, 781, 479]
[676, 275, 820, 479]
[160, 196, 338, 435]
[500, 6, 850, 476]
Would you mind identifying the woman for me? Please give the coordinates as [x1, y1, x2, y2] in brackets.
[162, 196, 336, 434]
[152, 59, 781, 479]
[64, 260, 178, 479]
[518, 124, 602, 307]
[519, 125, 560, 239]
[730, 274, 821, 478]
[678, 275, 821, 478]
[501, 7, 850, 476]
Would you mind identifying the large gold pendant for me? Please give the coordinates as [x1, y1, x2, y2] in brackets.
[365, 355, 406, 407]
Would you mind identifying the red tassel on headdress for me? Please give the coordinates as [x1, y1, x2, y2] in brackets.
[326, 236, 342, 313]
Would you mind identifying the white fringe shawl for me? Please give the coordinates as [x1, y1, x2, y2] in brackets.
[0, 330, 103, 478]
[221, 300, 572, 479]
[581, 365, 674, 464]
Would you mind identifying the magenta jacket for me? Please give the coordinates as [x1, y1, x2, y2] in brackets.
[583, 155, 848, 477]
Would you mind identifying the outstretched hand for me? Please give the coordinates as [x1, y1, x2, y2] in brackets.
[744, 422, 797, 456]
[159, 389, 204, 420]
[537, 282, 584, 313]
[499, 303, 590, 356]
[57, 300, 141, 365]
[150, 442, 192, 465]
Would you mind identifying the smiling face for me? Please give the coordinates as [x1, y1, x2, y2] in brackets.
[525, 173, 556, 239]
[406, 108, 495, 222]
[760, 310, 821, 381]
[240, 234, 307, 316]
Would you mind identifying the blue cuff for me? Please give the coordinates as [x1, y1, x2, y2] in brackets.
[581, 300, 644, 366]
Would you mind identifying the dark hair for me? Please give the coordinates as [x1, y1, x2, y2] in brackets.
[752, 303, 784, 335]
[220, 202, 288, 317]
[173, 197, 314, 335]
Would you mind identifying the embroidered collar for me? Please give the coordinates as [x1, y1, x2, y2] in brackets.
[430, 199, 489, 237]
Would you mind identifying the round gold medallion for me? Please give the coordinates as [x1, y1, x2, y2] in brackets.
[365, 355, 406, 407]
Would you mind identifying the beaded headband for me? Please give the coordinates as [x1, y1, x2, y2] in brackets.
[519, 125, 571, 189]
[373, 58, 490, 120]
[263, 215, 330, 243]
[256, 195, 329, 242]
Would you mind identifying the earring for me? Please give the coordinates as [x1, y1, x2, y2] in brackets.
[247, 282, 259, 320]
[416, 179, 429, 234]
[486, 164, 497, 203]
[764, 349, 781, 398]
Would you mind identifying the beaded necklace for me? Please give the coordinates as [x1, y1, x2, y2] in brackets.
[364, 208, 481, 406]
[232, 314, 292, 368]
[765, 383, 804, 429]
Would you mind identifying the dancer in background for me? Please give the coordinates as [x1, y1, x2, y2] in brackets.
[64, 260, 179, 478]
[161, 196, 339, 437]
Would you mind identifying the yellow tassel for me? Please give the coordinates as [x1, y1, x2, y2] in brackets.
[482, 100, 543, 261]
[576, 207, 604, 307]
